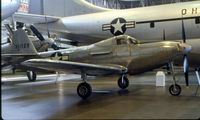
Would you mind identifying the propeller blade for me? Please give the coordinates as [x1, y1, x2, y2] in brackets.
[183, 55, 189, 86]
[181, 20, 186, 43]
[47, 30, 51, 38]
[29, 25, 45, 41]
[44, 15, 51, 38]
[51, 43, 59, 50]
[181, 18, 189, 86]
[163, 29, 166, 41]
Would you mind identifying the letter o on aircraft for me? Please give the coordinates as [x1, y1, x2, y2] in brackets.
[182, 9, 187, 15]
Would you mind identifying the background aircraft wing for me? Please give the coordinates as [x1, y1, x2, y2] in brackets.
[22, 59, 128, 76]
[14, 13, 61, 24]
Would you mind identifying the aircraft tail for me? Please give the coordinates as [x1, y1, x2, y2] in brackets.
[14, 0, 112, 24]
[43, 0, 112, 17]
[9, 28, 37, 55]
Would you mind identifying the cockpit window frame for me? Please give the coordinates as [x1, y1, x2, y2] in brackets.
[114, 35, 139, 46]
[116, 38, 129, 45]
[116, 39, 121, 45]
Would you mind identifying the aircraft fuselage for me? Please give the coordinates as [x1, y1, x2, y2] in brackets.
[46, 36, 187, 75]
[38, 1, 200, 42]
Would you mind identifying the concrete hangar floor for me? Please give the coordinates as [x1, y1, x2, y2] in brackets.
[2, 69, 200, 119]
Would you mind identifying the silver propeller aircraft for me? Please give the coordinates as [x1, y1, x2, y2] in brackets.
[2, 28, 38, 71]
[1, 25, 60, 81]
[14, 1, 200, 43]
[21, 34, 191, 99]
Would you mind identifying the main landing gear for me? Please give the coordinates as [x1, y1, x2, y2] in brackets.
[76, 71, 129, 99]
[77, 71, 92, 99]
[26, 70, 37, 82]
[168, 62, 182, 96]
[118, 75, 129, 89]
[77, 82, 92, 99]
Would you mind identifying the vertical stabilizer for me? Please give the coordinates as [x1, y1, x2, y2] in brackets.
[10, 28, 37, 55]
[43, 0, 112, 17]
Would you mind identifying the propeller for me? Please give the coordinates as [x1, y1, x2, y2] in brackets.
[45, 15, 59, 50]
[45, 15, 51, 38]
[29, 25, 59, 50]
[163, 29, 166, 41]
[181, 19, 189, 86]
[183, 55, 189, 86]
[29, 25, 45, 41]
[50, 40, 59, 50]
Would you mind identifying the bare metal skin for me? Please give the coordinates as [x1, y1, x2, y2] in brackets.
[23, 35, 191, 76]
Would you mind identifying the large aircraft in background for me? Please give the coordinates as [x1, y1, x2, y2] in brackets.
[13, 1, 200, 71]
[14, 1, 200, 43]
[4, 1, 200, 74]
[2, 0, 20, 21]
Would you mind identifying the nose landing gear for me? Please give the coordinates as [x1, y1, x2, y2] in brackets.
[168, 62, 182, 96]
[169, 84, 181, 96]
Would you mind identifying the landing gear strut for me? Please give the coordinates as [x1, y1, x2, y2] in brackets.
[118, 74, 129, 89]
[168, 62, 182, 96]
[77, 70, 92, 99]
[194, 68, 200, 96]
[26, 70, 37, 82]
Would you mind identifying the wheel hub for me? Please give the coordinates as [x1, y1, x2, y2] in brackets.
[79, 86, 88, 96]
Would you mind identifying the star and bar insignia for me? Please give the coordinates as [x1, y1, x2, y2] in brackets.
[102, 18, 135, 36]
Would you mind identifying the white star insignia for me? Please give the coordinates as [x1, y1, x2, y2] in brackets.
[111, 19, 125, 34]
[52, 52, 62, 60]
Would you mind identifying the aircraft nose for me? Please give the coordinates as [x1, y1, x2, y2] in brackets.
[178, 43, 192, 54]
[21, 60, 31, 66]
[21, 59, 36, 67]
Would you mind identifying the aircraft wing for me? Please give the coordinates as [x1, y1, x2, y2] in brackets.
[14, 13, 61, 24]
[22, 59, 128, 76]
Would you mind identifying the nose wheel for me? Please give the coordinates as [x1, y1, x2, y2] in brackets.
[169, 84, 181, 96]
[168, 62, 182, 96]
[118, 75, 129, 89]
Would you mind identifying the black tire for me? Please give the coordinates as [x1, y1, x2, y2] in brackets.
[118, 75, 129, 89]
[169, 84, 181, 96]
[77, 82, 92, 99]
[26, 71, 37, 82]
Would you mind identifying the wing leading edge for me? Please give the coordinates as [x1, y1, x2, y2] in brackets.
[14, 13, 61, 24]
[21, 59, 128, 76]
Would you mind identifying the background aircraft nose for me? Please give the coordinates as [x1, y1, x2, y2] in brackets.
[21, 60, 31, 66]
[178, 43, 192, 54]
[21, 59, 36, 67]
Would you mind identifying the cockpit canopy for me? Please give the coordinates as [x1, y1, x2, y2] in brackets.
[115, 35, 138, 45]
[94, 35, 139, 47]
